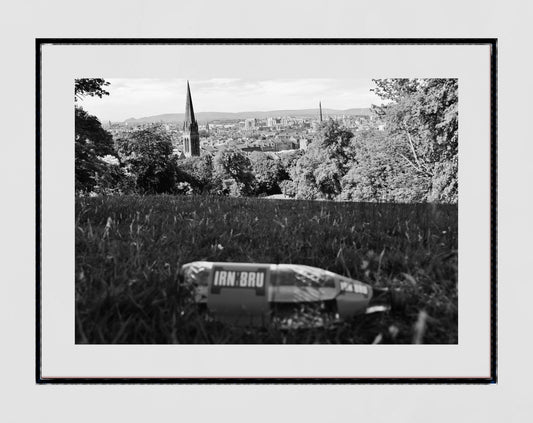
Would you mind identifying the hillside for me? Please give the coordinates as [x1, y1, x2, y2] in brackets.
[75, 195, 458, 344]
[123, 107, 372, 124]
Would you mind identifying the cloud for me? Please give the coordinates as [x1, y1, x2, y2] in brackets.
[80, 78, 382, 121]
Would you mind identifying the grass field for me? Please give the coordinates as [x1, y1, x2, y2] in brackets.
[75, 195, 457, 344]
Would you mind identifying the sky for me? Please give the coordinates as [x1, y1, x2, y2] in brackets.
[78, 78, 385, 123]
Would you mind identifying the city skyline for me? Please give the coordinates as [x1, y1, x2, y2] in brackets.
[78, 78, 385, 122]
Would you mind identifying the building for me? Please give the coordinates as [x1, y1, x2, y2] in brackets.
[244, 118, 258, 130]
[182, 81, 200, 157]
[267, 117, 281, 128]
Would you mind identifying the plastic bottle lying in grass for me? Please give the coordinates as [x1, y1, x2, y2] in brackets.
[180, 261, 405, 329]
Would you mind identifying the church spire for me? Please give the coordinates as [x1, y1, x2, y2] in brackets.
[183, 80, 196, 130]
[319, 101, 323, 122]
[182, 81, 200, 157]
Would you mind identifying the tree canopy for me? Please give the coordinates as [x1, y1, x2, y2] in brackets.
[178, 155, 215, 193]
[248, 151, 286, 195]
[74, 78, 119, 193]
[289, 120, 355, 200]
[75, 78, 110, 102]
[75, 106, 116, 192]
[115, 126, 179, 194]
[371, 78, 458, 202]
[281, 79, 457, 203]
[73, 77, 457, 203]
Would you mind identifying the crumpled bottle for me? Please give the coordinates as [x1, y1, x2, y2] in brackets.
[180, 261, 404, 329]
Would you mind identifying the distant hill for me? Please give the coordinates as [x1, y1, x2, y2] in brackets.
[123, 108, 372, 124]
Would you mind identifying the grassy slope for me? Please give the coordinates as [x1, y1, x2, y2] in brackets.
[75, 195, 457, 344]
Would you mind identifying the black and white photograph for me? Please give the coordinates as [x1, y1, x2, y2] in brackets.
[37, 40, 495, 381]
[74, 75, 459, 345]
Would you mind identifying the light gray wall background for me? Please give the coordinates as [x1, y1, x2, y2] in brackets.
[1, 0, 531, 422]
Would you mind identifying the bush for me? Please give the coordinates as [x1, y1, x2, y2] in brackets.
[428, 158, 458, 203]
[178, 155, 215, 193]
[116, 126, 181, 194]
[213, 147, 256, 196]
[176, 181, 194, 195]
[279, 180, 296, 198]
[248, 151, 285, 195]
[91, 156, 126, 195]
[338, 132, 431, 202]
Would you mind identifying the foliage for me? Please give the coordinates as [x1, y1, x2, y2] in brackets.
[75, 106, 117, 193]
[289, 121, 354, 199]
[178, 155, 215, 193]
[75, 78, 110, 102]
[340, 131, 429, 202]
[288, 147, 324, 199]
[220, 178, 249, 197]
[90, 155, 129, 195]
[428, 157, 458, 203]
[72, 77, 458, 204]
[248, 151, 285, 195]
[176, 181, 194, 195]
[212, 147, 255, 196]
[279, 149, 304, 172]
[279, 179, 297, 197]
[213, 147, 250, 180]
[76, 195, 458, 344]
[74, 78, 123, 194]
[115, 126, 180, 194]
[372, 78, 458, 203]
[316, 119, 355, 163]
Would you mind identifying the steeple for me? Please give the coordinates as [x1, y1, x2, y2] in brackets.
[182, 81, 200, 157]
[183, 80, 196, 130]
[319, 101, 323, 122]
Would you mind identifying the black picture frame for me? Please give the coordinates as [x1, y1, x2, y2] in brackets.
[36, 38, 497, 384]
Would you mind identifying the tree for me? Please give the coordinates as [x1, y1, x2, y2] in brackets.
[317, 119, 355, 164]
[371, 78, 458, 202]
[279, 179, 297, 198]
[212, 147, 255, 197]
[340, 131, 429, 202]
[178, 155, 214, 193]
[115, 126, 180, 194]
[289, 145, 333, 199]
[92, 155, 131, 195]
[248, 151, 285, 195]
[289, 120, 354, 200]
[75, 78, 110, 102]
[428, 157, 457, 203]
[75, 106, 116, 192]
[279, 149, 303, 173]
[74, 78, 119, 193]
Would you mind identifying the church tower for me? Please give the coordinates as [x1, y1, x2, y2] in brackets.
[182, 81, 200, 157]
[319, 101, 323, 122]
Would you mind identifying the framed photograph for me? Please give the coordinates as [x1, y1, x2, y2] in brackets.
[37, 38, 496, 382]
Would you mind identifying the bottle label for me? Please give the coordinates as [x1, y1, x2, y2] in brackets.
[211, 267, 267, 295]
[339, 280, 370, 296]
[207, 263, 271, 326]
